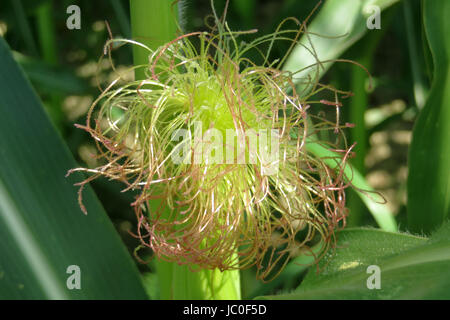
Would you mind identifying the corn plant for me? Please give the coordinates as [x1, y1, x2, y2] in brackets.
[0, 0, 449, 300]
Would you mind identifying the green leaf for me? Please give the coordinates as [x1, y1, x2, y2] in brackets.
[282, 0, 400, 89]
[13, 51, 90, 95]
[257, 221, 450, 299]
[0, 37, 148, 299]
[407, 0, 450, 234]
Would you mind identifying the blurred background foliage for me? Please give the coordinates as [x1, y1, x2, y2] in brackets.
[0, 0, 442, 298]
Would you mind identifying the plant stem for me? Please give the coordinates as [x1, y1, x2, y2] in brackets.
[129, 0, 240, 300]
[130, 0, 178, 81]
[172, 258, 241, 300]
[36, 0, 63, 131]
[36, 1, 57, 64]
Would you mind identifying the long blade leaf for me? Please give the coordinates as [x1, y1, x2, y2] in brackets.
[407, 0, 450, 234]
[0, 37, 147, 299]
